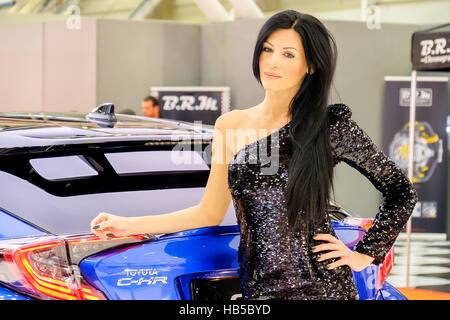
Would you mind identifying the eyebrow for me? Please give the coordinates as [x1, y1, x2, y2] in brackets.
[265, 41, 299, 52]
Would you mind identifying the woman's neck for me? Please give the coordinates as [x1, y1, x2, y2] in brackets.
[258, 89, 296, 123]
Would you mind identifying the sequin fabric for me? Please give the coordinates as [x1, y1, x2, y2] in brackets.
[227, 103, 418, 300]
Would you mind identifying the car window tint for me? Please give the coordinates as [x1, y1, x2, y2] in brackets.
[105, 150, 209, 174]
[30, 155, 98, 180]
[0, 170, 237, 237]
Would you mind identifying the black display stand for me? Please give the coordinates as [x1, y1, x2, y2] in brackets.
[404, 24, 450, 287]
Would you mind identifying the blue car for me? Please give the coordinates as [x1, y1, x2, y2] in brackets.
[0, 106, 406, 300]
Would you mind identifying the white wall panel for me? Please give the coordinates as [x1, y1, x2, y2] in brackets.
[0, 22, 44, 111]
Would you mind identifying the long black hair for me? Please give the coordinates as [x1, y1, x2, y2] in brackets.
[252, 10, 338, 233]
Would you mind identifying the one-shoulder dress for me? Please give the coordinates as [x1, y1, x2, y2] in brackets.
[227, 103, 418, 300]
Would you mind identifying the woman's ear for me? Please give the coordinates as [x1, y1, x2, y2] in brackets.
[308, 65, 315, 75]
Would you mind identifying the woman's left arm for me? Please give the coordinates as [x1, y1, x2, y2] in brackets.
[315, 104, 418, 271]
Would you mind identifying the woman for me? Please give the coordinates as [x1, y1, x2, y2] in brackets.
[90, 10, 418, 300]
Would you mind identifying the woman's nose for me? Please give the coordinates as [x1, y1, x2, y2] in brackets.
[266, 53, 281, 69]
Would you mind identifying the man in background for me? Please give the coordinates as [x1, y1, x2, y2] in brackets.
[142, 95, 160, 118]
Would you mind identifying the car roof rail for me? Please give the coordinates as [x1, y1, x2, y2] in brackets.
[128, 116, 212, 134]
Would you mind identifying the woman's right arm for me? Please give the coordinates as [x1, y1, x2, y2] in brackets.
[90, 112, 234, 239]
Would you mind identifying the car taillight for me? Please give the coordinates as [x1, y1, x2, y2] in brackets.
[0, 234, 149, 300]
[344, 217, 374, 232]
[344, 217, 394, 290]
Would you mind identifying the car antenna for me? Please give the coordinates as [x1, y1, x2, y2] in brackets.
[86, 102, 117, 128]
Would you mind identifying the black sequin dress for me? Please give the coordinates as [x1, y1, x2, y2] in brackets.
[227, 103, 418, 300]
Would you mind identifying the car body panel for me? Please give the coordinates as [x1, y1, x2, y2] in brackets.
[79, 223, 391, 300]
[80, 227, 240, 300]
[0, 112, 406, 300]
[0, 285, 32, 301]
[0, 208, 47, 239]
[375, 281, 408, 300]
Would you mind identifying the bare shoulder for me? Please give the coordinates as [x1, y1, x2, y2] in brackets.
[213, 108, 259, 160]
[214, 109, 245, 131]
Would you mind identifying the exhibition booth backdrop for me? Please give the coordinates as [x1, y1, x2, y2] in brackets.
[0, 16, 438, 222]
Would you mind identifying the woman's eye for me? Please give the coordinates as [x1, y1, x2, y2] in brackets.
[285, 52, 295, 59]
[262, 47, 294, 58]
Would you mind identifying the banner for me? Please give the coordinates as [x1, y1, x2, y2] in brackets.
[150, 86, 230, 126]
[383, 76, 448, 233]
[411, 25, 450, 71]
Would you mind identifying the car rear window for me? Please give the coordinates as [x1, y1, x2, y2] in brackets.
[30, 155, 98, 180]
[105, 150, 209, 174]
[0, 149, 236, 238]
